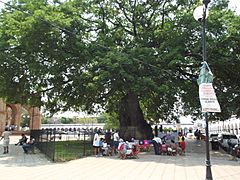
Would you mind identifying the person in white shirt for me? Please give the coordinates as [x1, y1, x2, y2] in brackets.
[113, 130, 120, 155]
[0, 127, 11, 154]
[152, 136, 162, 155]
[92, 131, 100, 157]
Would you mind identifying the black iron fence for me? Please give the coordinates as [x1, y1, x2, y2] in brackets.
[30, 129, 94, 162]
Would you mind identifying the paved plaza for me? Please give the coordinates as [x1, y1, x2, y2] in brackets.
[0, 136, 239, 180]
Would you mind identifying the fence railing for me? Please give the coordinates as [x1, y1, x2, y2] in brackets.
[30, 129, 94, 162]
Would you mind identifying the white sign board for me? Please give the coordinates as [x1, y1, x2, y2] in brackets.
[199, 83, 221, 112]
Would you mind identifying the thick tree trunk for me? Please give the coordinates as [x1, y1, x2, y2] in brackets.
[119, 92, 153, 140]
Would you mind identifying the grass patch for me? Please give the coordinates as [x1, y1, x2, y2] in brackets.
[54, 140, 93, 162]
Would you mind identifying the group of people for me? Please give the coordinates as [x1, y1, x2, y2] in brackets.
[92, 130, 120, 157]
[0, 127, 35, 154]
[117, 138, 141, 159]
[152, 132, 186, 156]
[92, 129, 187, 158]
[15, 133, 35, 154]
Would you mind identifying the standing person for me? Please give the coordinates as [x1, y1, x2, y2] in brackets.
[152, 136, 162, 155]
[171, 130, 179, 146]
[194, 129, 201, 140]
[0, 127, 11, 154]
[165, 131, 172, 145]
[105, 130, 112, 145]
[180, 136, 186, 155]
[105, 130, 113, 154]
[77, 131, 80, 140]
[113, 130, 120, 155]
[178, 132, 183, 147]
[92, 131, 100, 157]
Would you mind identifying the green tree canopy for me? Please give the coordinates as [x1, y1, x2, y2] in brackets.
[0, 0, 239, 138]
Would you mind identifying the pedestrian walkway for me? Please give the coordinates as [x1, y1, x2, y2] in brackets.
[0, 136, 51, 166]
[0, 135, 239, 180]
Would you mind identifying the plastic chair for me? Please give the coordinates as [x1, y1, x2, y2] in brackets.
[160, 144, 168, 155]
[143, 140, 150, 151]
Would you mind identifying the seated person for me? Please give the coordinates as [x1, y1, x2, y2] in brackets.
[161, 142, 168, 154]
[131, 144, 140, 156]
[229, 143, 240, 161]
[15, 134, 28, 146]
[168, 140, 177, 156]
[124, 141, 132, 155]
[117, 139, 128, 159]
[102, 140, 112, 156]
[22, 136, 35, 154]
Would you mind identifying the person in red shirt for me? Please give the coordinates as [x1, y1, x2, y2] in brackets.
[180, 136, 186, 155]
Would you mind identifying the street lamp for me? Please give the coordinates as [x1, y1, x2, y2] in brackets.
[193, 1, 213, 180]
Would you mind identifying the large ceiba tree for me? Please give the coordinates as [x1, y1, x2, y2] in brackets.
[0, 0, 239, 140]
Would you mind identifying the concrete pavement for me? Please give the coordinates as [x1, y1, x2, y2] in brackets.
[0, 135, 239, 180]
